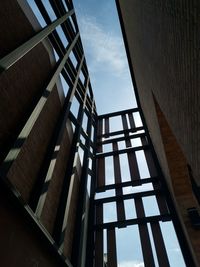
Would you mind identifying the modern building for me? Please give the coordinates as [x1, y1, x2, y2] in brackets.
[0, 0, 199, 267]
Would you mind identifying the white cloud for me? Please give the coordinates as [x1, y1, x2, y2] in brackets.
[119, 261, 144, 267]
[78, 15, 127, 75]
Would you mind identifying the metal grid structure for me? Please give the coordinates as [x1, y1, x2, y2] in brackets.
[85, 108, 196, 267]
[0, 0, 97, 164]
[0, 0, 97, 266]
[0, 0, 197, 267]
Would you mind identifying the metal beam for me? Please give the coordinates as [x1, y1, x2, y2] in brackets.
[0, 33, 80, 175]
[95, 214, 171, 230]
[98, 107, 139, 119]
[0, 9, 74, 71]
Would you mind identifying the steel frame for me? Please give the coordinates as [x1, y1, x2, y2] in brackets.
[86, 109, 172, 267]
[0, 1, 97, 266]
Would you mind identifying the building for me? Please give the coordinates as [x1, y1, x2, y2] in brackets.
[0, 0, 199, 266]
[117, 0, 200, 266]
[0, 0, 96, 266]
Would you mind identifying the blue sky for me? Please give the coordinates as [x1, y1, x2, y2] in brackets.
[73, 0, 137, 114]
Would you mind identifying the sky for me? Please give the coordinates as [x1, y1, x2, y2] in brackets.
[73, 0, 137, 114]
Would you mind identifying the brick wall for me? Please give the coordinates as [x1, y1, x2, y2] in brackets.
[0, 184, 66, 267]
[0, 0, 82, 265]
[118, 0, 200, 265]
[118, 0, 200, 187]
[155, 98, 200, 266]
[7, 87, 62, 202]
[0, 0, 55, 162]
[40, 126, 73, 234]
